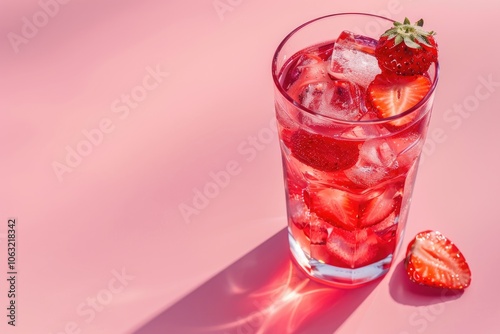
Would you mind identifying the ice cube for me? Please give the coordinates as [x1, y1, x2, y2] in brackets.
[289, 193, 311, 230]
[344, 139, 397, 187]
[297, 79, 363, 121]
[287, 54, 329, 101]
[360, 139, 398, 167]
[304, 218, 330, 245]
[389, 132, 423, 170]
[326, 228, 379, 268]
[329, 30, 381, 88]
[342, 112, 391, 140]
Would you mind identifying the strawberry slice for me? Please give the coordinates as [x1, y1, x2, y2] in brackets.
[306, 187, 358, 230]
[307, 185, 402, 230]
[366, 74, 431, 128]
[359, 189, 401, 227]
[405, 230, 472, 290]
[290, 129, 360, 172]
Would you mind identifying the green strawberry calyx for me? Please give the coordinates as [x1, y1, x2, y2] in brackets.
[382, 18, 436, 49]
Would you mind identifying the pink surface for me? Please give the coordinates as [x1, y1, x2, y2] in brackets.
[1, 0, 499, 333]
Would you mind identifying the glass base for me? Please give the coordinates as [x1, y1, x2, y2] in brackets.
[289, 232, 395, 287]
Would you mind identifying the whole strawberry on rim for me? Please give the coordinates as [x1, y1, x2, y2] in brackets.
[375, 18, 438, 76]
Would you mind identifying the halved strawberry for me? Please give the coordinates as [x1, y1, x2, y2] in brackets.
[405, 230, 472, 290]
[366, 74, 431, 128]
[290, 129, 360, 172]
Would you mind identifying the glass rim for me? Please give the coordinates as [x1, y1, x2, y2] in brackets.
[271, 12, 440, 125]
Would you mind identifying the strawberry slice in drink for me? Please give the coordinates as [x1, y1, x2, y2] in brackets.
[290, 129, 360, 172]
[359, 185, 401, 227]
[306, 184, 400, 230]
[366, 73, 432, 129]
[306, 187, 359, 230]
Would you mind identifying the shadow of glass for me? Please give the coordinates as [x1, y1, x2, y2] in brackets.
[388, 260, 464, 306]
[131, 228, 379, 334]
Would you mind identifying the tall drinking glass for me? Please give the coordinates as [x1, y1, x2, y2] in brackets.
[272, 13, 438, 286]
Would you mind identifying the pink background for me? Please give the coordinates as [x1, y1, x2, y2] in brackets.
[1, 0, 499, 333]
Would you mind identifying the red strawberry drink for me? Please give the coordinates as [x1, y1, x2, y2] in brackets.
[272, 14, 438, 286]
